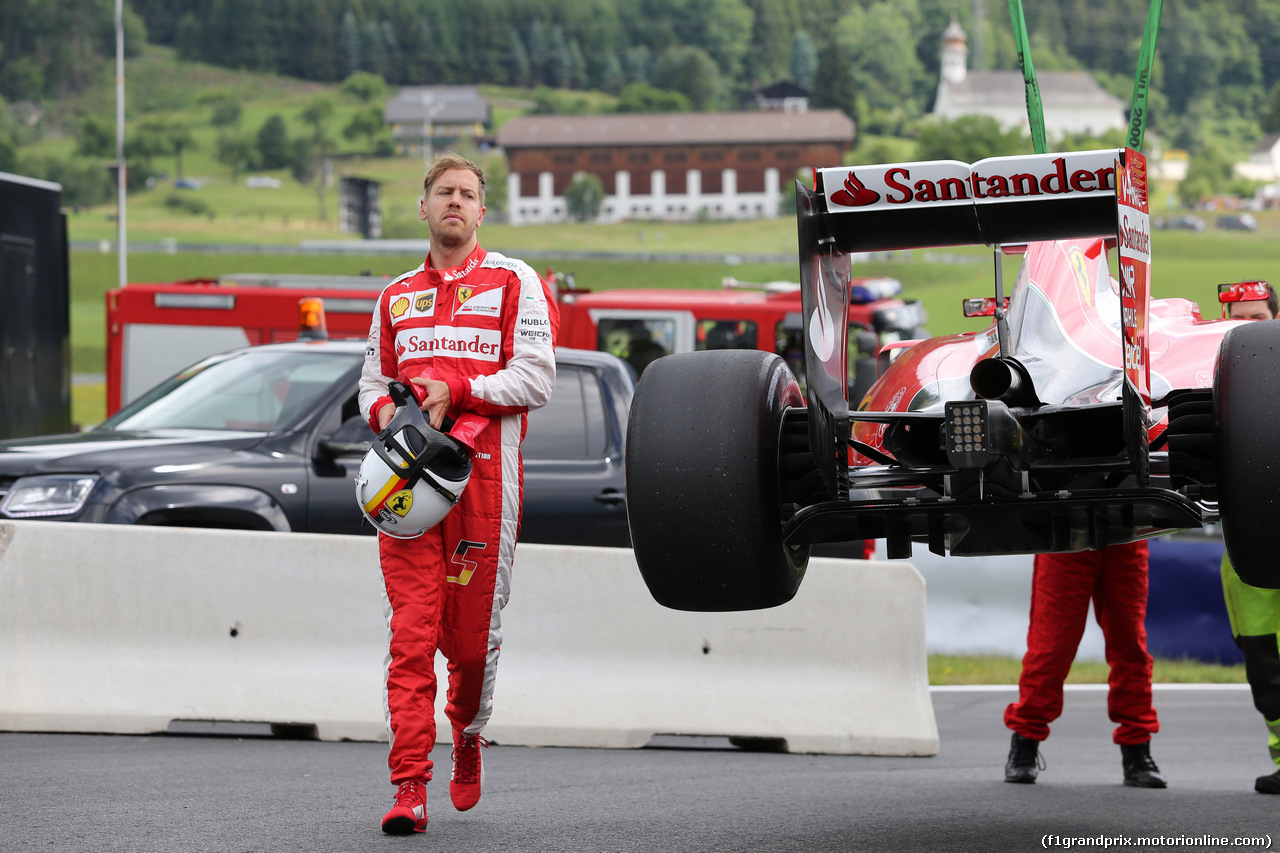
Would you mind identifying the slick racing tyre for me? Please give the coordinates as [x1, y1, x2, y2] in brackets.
[1215, 318, 1280, 589]
[625, 349, 809, 611]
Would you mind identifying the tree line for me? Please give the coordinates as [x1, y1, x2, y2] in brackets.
[3, 0, 1280, 205]
[8, 0, 1269, 147]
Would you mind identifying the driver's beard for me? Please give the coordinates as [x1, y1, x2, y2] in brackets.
[432, 226, 468, 252]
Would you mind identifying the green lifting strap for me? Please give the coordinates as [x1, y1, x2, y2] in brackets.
[1006, 0, 1047, 155]
[1126, 0, 1163, 151]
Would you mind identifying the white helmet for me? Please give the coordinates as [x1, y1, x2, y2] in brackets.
[355, 382, 472, 538]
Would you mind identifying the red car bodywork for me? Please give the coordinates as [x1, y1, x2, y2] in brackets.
[854, 236, 1243, 463]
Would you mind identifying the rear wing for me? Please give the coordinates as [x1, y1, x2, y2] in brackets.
[805, 148, 1124, 253]
[796, 147, 1152, 496]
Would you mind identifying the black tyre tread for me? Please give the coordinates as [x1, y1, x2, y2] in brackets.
[1215, 319, 1280, 589]
[626, 350, 809, 611]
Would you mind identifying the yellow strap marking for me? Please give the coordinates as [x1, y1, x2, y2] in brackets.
[363, 475, 407, 514]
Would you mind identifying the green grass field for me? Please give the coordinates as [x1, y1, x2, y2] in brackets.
[70, 222, 1276, 379]
[67, 222, 1279, 426]
[929, 654, 1247, 686]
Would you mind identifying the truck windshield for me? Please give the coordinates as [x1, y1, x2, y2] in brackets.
[100, 349, 360, 432]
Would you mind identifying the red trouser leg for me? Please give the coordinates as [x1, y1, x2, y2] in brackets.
[1093, 540, 1159, 745]
[437, 436, 511, 737]
[438, 500, 501, 736]
[379, 422, 515, 783]
[1004, 551, 1098, 740]
[381, 526, 447, 784]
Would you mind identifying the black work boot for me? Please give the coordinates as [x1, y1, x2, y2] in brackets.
[1255, 770, 1280, 794]
[1005, 733, 1044, 784]
[1120, 741, 1168, 788]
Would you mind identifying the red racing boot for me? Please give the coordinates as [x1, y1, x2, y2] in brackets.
[450, 732, 489, 811]
[381, 779, 428, 835]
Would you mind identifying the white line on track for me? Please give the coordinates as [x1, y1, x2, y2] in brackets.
[931, 683, 1250, 692]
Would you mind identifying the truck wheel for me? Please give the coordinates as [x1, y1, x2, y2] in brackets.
[626, 350, 809, 611]
[1215, 319, 1280, 589]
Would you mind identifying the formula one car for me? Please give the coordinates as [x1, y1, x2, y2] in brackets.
[626, 147, 1280, 610]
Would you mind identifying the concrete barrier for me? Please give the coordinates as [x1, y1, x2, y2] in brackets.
[0, 521, 936, 756]
[497, 547, 936, 755]
[0, 521, 387, 742]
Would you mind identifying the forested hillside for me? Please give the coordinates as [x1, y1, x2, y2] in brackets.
[11, 1, 1274, 142]
[3, 0, 1279, 192]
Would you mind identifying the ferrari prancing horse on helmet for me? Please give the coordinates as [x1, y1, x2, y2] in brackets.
[356, 381, 472, 539]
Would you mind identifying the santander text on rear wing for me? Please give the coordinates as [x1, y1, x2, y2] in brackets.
[795, 147, 1151, 497]
[811, 149, 1127, 251]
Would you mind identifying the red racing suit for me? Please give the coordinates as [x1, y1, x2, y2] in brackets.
[1004, 541, 1160, 745]
[358, 244, 558, 785]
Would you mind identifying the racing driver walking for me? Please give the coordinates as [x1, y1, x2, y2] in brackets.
[359, 152, 558, 835]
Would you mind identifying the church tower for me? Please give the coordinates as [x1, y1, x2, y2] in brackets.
[940, 14, 968, 85]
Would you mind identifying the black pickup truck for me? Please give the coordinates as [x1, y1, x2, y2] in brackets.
[0, 342, 634, 547]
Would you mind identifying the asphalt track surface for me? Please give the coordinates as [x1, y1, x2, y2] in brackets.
[3, 687, 1277, 853]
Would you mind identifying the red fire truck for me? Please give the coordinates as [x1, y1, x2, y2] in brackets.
[105, 271, 928, 415]
[106, 273, 388, 414]
[550, 271, 928, 402]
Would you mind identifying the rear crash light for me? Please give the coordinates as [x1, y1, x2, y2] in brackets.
[946, 401, 991, 468]
[944, 399, 1024, 470]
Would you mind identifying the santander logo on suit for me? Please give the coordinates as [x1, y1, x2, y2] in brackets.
[394, 325, 502, 363]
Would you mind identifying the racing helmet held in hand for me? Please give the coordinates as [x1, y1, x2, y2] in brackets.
[355, 382, 472, 538]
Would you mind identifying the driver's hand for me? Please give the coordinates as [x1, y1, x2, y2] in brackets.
[377, 404, 394, 431]
[410, 377, 452, 430]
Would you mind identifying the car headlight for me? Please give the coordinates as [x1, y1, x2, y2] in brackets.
[0, 475, 99, 518]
